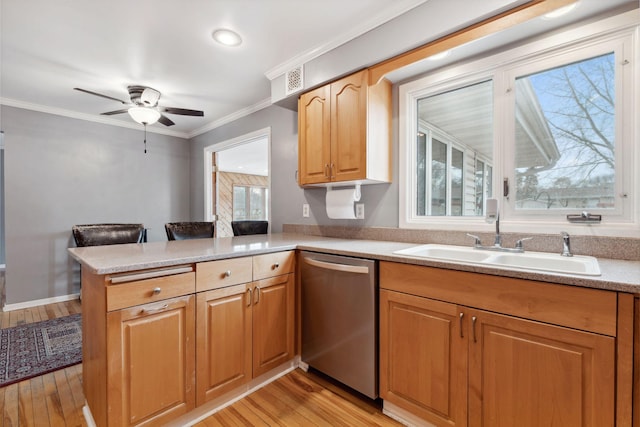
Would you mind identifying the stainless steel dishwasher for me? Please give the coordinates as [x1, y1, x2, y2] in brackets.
[300, 251, 378, 399]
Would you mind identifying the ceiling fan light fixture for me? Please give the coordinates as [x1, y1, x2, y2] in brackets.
[128, 107, 161, 125]
[212, 29, 242, 47]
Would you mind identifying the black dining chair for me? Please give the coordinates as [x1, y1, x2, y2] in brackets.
[231, 220, 269, 236]
[72, 223, 146, 247]
[165, 222, 215, 240]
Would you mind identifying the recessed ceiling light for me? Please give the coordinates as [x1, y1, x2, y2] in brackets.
[427, 50, 452, 61]
[212, 29, 242, 47]
[542, 1, 578, 19]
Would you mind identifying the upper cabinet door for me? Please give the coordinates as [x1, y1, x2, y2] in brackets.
[298, 85, 331, 185]
[297, 68, 391, 187]
[330, 70, 368, 183]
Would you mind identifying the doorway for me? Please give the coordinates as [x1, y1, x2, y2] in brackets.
[204, 128, 270, 238]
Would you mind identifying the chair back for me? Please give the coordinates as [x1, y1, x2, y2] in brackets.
[72, 223, 145, 247]
[165, 222, 215, 241]
[231, 220, 269, 236]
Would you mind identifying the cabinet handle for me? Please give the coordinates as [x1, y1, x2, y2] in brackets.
[330, 163, 335, 178]
[272, 262, 280, 270]
[246, 288, 252, 307]
[254, 286, 261, 305]
[324, 164, 330, 178]
[472, 316, 477, 343]
[152, 287, 162, 295]
[141, 304, 169, 314]
[459, 312, 464, 338]
[224, 270, 231, 278]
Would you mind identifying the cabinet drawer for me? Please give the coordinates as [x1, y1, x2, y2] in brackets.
[253, 251, 295, 280]
[106, 269, 195, 312]
[380, 261, 618, 336]
[196, 257, 253, 292]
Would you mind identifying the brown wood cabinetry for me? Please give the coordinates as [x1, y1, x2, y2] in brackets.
[380, 261, 628, 427]
[82, 251, 296, 426]
[195, 251, 295, 405]
[82, 266, 197, 427]
[298, 69, 391, 186]
[107, 295, 196, 426]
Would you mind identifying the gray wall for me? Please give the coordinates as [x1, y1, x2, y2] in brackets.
[190, 105, 304, 232]
[189, 103, 400, 233]
[1, 106, 190, 305]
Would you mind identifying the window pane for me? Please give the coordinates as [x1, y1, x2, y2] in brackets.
[451, 148, 463, 216]
[233, 187, 247, 220]
[475, 160, 485, 216]
[431, 139, 447, 215]
[249, 187, 265, 220]
[416, 132, 427, 216]
[416, 79, 493, 217]
[514, 53, 615, 210]
[234, 185, 268, 221]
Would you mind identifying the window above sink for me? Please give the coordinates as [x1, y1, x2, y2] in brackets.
[398, 11, 638, 237]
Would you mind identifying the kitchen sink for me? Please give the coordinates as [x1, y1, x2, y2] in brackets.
[393, 244, 601, 276]
[394, 244, 493, 263]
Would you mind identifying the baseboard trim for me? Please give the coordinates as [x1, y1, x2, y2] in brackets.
[3, 293, 80, 312]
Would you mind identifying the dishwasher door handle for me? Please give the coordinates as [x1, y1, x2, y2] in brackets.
[304, 257, 370, 274]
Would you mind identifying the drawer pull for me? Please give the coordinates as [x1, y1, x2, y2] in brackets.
[272, 262, 280, 270]
[110, 266, 193, 284]
[141, 304, 169, 314]
[224, 270, 232, 278]
[246, 288, 252, 307]
[254, 286, 261, 305]
[459, 312, 464, 338]
[152, 287, 162, 295]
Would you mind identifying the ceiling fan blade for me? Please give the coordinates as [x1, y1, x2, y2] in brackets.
[74, 88, 128, 104]
[100, 109, 129, 116]
[158, 114, 175, 126]
[160, 106, 204, 116]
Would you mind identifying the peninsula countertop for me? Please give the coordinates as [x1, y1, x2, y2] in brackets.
[68, 232, 640, 293]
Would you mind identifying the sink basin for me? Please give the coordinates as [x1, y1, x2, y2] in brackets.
[487, 252, 601, 276]
[393, 244, 601, 276]
[394, 244, 493, 263]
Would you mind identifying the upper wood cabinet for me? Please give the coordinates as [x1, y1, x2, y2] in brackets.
[298, 69, 391, 186]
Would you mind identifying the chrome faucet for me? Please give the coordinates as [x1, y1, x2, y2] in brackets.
[493, 214, 502, 247]
[561, 231, 573, 257]
[466, 213, 533, 253]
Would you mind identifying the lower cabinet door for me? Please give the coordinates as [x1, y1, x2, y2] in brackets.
[196, 283, 252, 405]
[107, 295, 195, 427]
[468, 309, 616, 427]
[252, 273, 295, 378]
[380, 290, 468, 427]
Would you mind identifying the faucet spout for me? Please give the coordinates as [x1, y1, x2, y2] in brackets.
[561, 231, 573, 257]
[493, 214, 502, 247]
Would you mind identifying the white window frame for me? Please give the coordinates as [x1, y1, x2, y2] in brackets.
[399, 11, 639, 237]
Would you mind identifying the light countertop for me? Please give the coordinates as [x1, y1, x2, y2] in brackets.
[68, 232, 640, 293]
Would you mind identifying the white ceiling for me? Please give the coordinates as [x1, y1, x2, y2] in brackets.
[0, 0, 426, 138]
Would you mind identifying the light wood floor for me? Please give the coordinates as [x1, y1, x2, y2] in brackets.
[1, 299, 400, 427]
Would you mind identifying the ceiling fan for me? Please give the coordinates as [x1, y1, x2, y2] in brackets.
[73, 85, 204, 127]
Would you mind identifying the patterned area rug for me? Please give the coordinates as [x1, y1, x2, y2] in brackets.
[0, 313, 82, 387]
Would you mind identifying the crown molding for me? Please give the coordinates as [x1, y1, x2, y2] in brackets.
[188, 97, 272, 139]
[1, 97, 275, 141]
[264, 0, 428, 80]
[0, 97, 189, 138]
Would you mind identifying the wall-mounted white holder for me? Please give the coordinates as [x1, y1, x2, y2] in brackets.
[326, 184, 361, 219]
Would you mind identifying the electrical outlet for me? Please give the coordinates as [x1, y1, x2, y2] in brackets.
[355, 203, 365, 219]
[302, 203, 310, 218]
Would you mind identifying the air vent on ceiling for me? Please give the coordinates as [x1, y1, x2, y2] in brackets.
[285, 65, 304, 96]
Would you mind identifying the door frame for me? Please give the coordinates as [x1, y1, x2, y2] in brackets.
[203, 127, 271, 228]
